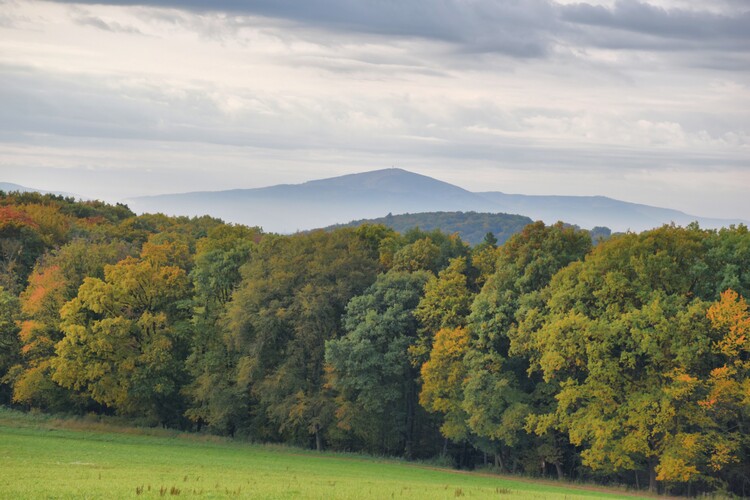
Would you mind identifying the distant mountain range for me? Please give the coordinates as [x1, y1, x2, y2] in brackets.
[4, 170, 745, 234]
[0, 182, 78, 198]
[127, 169, 502, 233]
[125, 168, 746, 233]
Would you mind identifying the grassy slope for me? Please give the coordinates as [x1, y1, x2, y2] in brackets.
[0, 409, 646, 499]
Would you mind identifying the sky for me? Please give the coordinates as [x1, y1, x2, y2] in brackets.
[0, 0, 748, 219]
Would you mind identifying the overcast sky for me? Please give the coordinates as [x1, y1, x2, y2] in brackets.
[1, 0, 748, 218]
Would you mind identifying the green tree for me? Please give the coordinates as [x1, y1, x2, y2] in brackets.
[411, 257, 475, 448]
[0, 206, 46, 294]
[413, 257, 473, 353]
[224, 229, 382, 448]
[184, 224, 259, 435]
[379, 229, 468, 274]
[515, 225, 736, 492]
[464, 221, 593, 475]
[0, 287, 20, 403]
[325, 270, 431, 457]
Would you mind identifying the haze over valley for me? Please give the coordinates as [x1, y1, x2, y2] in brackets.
[124, 168, 747, 234]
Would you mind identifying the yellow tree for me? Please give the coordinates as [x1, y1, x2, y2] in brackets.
[412, 257, 477, 452]
[650, 289, 749, 489]
[53, 245, 191, 423]
[518, 226, 750, 493]
[9, 239, 133, 410]
[420, 326, 470, 441]
[702, 290, 750, 481]
[10, 265, 69, 408]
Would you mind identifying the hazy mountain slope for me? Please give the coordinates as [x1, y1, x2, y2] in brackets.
[325, 211, 534, 246]
[125, 168, 747, 234]
[127, 168, 500, 233]
[0, 182, 33, 192]
[478, 192, 747, 233]
[0, 182, 79, 198]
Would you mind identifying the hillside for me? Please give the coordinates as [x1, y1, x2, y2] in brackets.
[127, 168, 499, 233]
[476, 192, 744, 233]
[125, 168, 747, 234]
[326, 211, 534, 246]
[0, 182, 77, 198]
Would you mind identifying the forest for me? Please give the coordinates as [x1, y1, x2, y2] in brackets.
[324, 210, 535, 246]
[0, 191, 748, 496]
[326, 210, 612, 246]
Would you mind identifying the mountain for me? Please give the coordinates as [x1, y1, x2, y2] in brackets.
[0, 182, 79, 198]
[476, 192, 745, 233]
[1, 182, 32, 193]
[125, 168, 747, 233]
[127, 168, 500, 233]
[325, 211, 535, 246]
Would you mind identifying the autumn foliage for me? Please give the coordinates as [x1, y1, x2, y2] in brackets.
[0, 191, 749, 496]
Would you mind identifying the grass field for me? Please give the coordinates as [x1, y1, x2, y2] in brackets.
[0, 408, 647, 499]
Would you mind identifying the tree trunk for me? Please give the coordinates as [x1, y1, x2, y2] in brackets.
[404, 383, 415, 460]
[648, 458, 658, 494]
[315, 425, 323, 452]
[494, 453, 505, 472]
[554, 461, 564, 480]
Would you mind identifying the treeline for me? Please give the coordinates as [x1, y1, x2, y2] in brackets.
[326, 211, 535, 246]
[1, 191, 748, 496]
[327, 211, 613, 246]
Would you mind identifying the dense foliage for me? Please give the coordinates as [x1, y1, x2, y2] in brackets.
[326, 211, 534, 246]
[1, 191, 748, 496]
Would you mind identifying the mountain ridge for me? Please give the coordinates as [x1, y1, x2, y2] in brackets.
[127, 168, 502, 232]
[0, 182, 79, 198]
[8, 169, 746, 234]
[127, 168, 746, 233]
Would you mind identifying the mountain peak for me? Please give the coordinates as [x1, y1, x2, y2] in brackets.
[302, 168, 471, 195]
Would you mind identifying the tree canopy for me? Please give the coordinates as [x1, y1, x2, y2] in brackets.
[0, 191, 748, 495]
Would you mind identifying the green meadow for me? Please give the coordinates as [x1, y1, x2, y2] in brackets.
[0, 409, 645, 500]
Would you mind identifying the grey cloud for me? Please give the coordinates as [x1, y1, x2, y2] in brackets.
[0, 13, 15, 28]
[52, 0, 558, 58]
[3, 61, 746, 176]
[291, 56, 451, 79]
[74, 14, 144, 33]
[686, 53, 750, 72]
[46, 0, 750, 61]
[560, 1, 750, 45]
